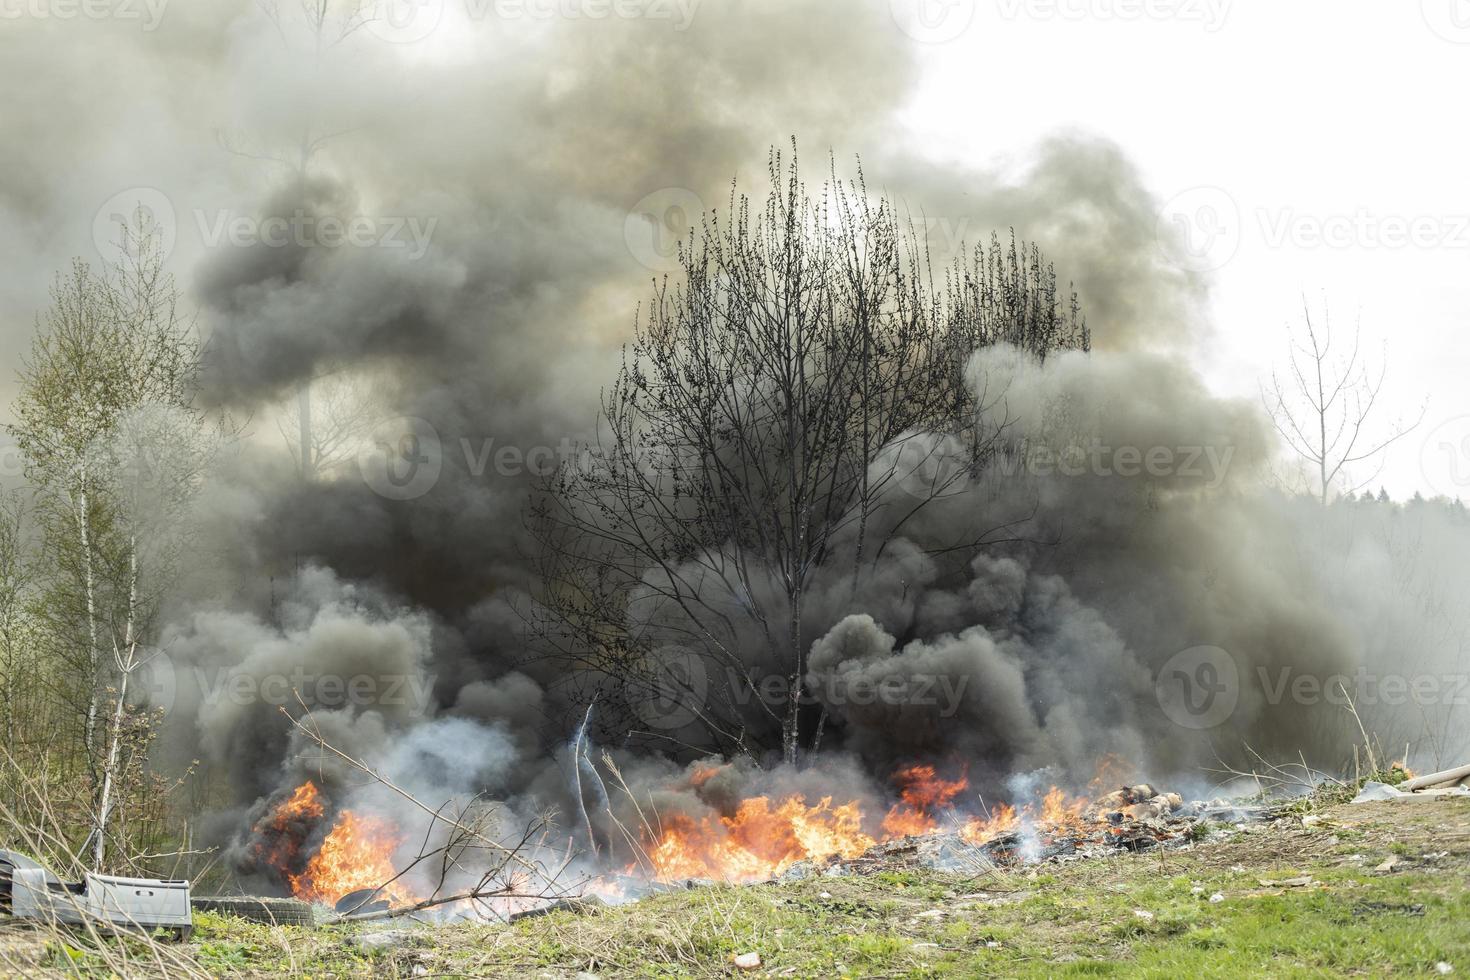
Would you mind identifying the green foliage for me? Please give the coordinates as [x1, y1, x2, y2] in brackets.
[2, 213, 217, 873]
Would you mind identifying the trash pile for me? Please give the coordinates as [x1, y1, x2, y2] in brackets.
[0, 850, 194, 940]
[1354, 762, 1470, 804]
[771, 784, 1275, 882]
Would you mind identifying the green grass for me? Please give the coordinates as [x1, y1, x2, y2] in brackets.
[4, 797, 1468, 977]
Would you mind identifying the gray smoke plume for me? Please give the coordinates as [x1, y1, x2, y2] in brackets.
[798, 343, 1470, 783]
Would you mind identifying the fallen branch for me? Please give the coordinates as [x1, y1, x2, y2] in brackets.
[339, 890, 564, 924]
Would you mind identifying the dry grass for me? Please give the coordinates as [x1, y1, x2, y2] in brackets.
[5, 795, 1468, 977]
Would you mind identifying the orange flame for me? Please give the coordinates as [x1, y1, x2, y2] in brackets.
[277, 781, 327, 819]
[249, 781, 327, 871]
[644, 794, 876, 883]
[959, 786, 1091, 845]
[688, 763, 725, 788]
[289, 809, 415, 906]
[880, 764, 969, 837]
[254, 781, 416, 907]
[958, 802, 1020, 845]
[633, 760, 1121, 883]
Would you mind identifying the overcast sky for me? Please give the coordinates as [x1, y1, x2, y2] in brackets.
[897, 0, 1470, 500]
[1, 0, 1466, 500]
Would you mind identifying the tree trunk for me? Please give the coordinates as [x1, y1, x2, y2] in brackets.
[298, 384, 315, 481]
[783, 587, 803, 766]
[91, 657, 129, 870]
[77, 470, 101, 766]
[92, 535, 138, 871]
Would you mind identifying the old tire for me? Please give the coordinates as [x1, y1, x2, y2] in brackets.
[191, 896, 315, 926]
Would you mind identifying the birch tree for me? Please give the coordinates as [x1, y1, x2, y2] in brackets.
[0, 494, 36, 753]
[10, 215, 216, 864]
[11, 260, 131, 763]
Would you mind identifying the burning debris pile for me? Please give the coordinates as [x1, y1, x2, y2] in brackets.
[610, 764, 1266, 897]
[222, 751, 1273, 923]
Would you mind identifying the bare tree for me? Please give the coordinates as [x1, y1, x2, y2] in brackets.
[219, 1, 376, 480]
[277, 371, 380, 479]
[1263, 298, 1425, 504]
[530, 148, 1086, 765]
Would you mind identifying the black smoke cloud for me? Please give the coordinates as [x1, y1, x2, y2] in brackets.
[115, 0, 936, 839]
[6, 0, 1467, 872]
[798, 343, 1470, 782]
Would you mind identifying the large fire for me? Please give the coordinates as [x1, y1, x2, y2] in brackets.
[252, 781, 416, 907]
[641, 795, 876, 883]
[881, 764, 969, 837]
[250, 780, 326, 872]
[290, 809, 414, 906]
[635, 764, 1110, 884]
[251, 760, 1150, 903]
